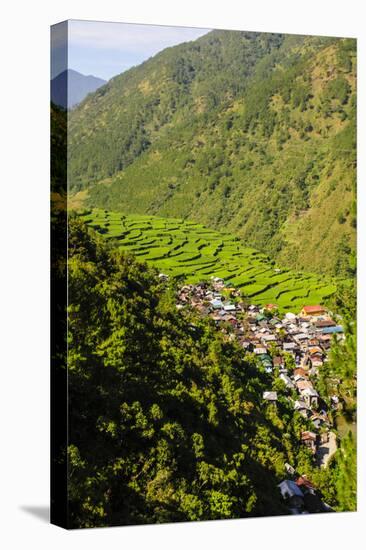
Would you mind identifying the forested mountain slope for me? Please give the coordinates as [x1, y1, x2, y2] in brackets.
[68, 30, 356, 277]
[51, 102, 67, 196]
[67, 218, 322, 527]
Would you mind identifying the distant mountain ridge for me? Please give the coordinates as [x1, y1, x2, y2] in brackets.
[68, 30, 356, 278]
[51, 69, 106, 109]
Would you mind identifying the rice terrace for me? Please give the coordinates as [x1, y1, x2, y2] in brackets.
[79, 208, 337, 311]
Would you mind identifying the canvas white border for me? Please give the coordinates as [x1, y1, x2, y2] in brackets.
[0, 1, 364, 548]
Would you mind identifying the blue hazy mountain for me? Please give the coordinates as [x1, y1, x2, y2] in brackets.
[51, 69, 106, 109]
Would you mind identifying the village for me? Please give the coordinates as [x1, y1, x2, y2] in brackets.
[172, 275, 345, 514]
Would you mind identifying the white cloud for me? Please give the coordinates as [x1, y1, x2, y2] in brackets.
[68, 19, 210, 53]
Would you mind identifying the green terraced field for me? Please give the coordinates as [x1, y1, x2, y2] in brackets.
[78, 209, 337, 312]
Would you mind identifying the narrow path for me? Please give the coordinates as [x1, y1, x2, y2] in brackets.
[317, 432, 337, 467]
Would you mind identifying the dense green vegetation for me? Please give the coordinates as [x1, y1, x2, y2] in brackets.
[318, 322, 357, 422]
[60, 30, 357, 526]
[51, 102, 67, 196]
[78, 208, 337, 312]
[69, 31, 356, 277]
[318, 276, 356, 416]
[315, 282, 357, 513]
[69, 219, 348, 527]
[299, 430, 356, 513]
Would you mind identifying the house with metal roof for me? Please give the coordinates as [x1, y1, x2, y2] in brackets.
[301, 305, 327, 317]
[301, 387, 319, 409]
[321, 325, 344, 334]
[294, 400, 312, 418]
[301, 431, 317, 454]
[278, 480, 304, 510]
[263, 391, 278, 403]
[280, 373, 295, 389]
[283, 342, 297, 351]
[223, 303, 236, 312]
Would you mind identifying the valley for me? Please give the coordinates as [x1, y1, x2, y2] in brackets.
[59, 26, 357, 526]
[79, 208, 337, 312]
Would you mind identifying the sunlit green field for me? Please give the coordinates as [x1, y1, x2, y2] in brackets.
[78, 208, 336, 312]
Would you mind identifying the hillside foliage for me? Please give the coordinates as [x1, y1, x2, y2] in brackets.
[68, 219, 339, 527]
[68, 31, 356, 277]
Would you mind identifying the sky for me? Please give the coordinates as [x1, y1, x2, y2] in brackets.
[51, 20, 210, 81]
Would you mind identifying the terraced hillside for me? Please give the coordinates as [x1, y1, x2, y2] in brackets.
[79, 209, 336, 311]
[69, 31, 356, 278]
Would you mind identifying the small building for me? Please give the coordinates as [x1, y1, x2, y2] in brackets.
[264, 303, 278, 312]
[297, 380, 313, 392]
[315, 319, 336, 329]
[263, 391, 278, 404]
[295, 333, 309, 342]
[301, 431, 317, 454]
[310, 357, 323, 368]
[262, 334, 277, 343]
[269, 318, 280, 326]
[285, 463, 296, 476]
[302, 387, 319, 409]
[259, 354, 273, 369]
[296, 475, 316, 492]
[321, 325, 344, 335]
[331, 395, 340, 410]
[294, 400, 312, 418]
[278, 480, 304, 509]
[294, 367, 308, 378]
[285, 312, 297, 321]
[310, 413, 330, 429]
[259, 353, 272, 362]
[242, 340, 253, 350]
[308, 338, 320, 346]
[273, 356, 284, 367]
[256, 313, 267, 322]
[223, 303, 236, 312]
[283, 342, 297, 352]
[280, 373, 295, 389]
[301, 305, 327, 317]
[318, 335, 332, 349]
[254, 347, 268, 355]
[309, 346, 323, 355]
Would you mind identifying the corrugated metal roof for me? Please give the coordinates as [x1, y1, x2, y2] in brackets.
[322, 326, 344, 334]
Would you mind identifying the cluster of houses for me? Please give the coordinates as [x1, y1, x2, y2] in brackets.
[278, 464, 334, 514]
[175, 276, 344, 467]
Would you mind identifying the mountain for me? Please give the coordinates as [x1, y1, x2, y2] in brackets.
[51, 69, 106, 109]
[68, 30, 356, 278]
[67, 217, 309, 527]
